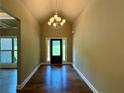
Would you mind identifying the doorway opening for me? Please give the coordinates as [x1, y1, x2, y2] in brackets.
[0, 9, 20, 93]
[50, 39, 62, 64]
[46, 38, 67, 64]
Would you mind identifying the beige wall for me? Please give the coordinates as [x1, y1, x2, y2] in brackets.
[40, 21, 72, 63]
[0, 0, 1, 7]
[1, 0, 41, 85]
[73, 0, 124, 93]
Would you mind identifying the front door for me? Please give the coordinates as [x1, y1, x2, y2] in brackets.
[50, 39, 62, 64]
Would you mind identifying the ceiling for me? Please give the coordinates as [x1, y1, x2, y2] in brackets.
[0, 9, 18, 29]
[20, 0, 89, 23]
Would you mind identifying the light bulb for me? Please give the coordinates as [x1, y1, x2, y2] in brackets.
[56, 17, 59, 22]
[57, 17, 61, 22]
[54, 14, 58, 19]
[53, 23, 56, 27]
[62, 19, 66, 23]
[60, 22, 64, 26]
[50, 17, 54, 23]
[56, 17, 59, 21]
[48, 21, 51, 26]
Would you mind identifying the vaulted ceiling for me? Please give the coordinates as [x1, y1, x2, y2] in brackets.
[20, 0, 89, 23]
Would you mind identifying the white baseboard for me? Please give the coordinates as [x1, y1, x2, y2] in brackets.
[62, 62, 72, 65]
[73, 64, 99, 93]
[17, 63, 41, 90]
[41, 62, 50, 65]
[40, 62, 72, 65]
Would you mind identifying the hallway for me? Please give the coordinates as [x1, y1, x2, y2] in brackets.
[17, 65, 92, 93]
[1, 0, 124, 92]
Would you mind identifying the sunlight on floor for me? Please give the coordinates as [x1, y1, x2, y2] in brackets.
[0, 69, 17, 93]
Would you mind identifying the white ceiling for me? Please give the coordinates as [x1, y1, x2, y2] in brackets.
[20, 0, 89, 23]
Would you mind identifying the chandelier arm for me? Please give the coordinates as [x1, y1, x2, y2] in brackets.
[48, 0, 66, 29]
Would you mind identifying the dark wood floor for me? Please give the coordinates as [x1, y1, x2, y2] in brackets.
[18, 65, 93, 93]
[0, 69, 17, 93]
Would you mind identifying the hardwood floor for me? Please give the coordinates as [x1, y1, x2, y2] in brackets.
[0, 69, 17, 93]
[17, 65, 93, 93]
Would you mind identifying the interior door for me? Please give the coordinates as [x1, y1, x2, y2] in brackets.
[50, 39, 62, 64]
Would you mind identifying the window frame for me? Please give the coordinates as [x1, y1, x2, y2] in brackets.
[0, 36, 17, 64]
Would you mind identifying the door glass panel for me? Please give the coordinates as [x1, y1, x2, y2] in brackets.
[0, 51, 12, 63]
[14, 38, 17, 50]
[14, 51, 17, 63]
[1, 38, 12, 50]
[52, 41, 60, 56]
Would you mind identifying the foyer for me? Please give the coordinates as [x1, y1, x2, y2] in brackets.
[0, 0, 124, 93]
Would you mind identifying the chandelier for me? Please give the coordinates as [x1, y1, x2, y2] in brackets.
[48, 0, 66, 28]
